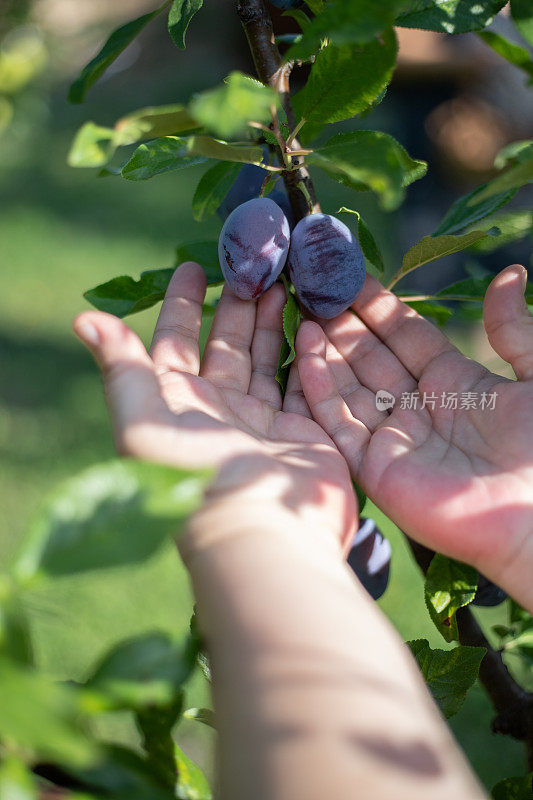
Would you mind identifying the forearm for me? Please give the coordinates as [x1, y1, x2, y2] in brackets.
[181, 498, 486, 800]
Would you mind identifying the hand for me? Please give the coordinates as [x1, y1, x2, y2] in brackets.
[73, 262, 356, 551]
[295, 264, 533, 606]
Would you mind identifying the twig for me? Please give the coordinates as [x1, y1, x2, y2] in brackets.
[236, 0, 320, 222]
[407, 538, 533, 766]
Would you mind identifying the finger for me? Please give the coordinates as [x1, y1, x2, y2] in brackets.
[350, 274, 457, 379]
[248, 283, 285, 409]
[296, 346, 371, 475]
[483, 264, 533, 380]
[150, 262, 206, 376]
[298, 321, 388, 433]
[200, 284, 256, 393]
[322, 311, 416, 399]
[283, 361, 312, 417]
[73, 311, 168, 454]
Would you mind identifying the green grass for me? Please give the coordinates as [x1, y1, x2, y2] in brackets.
[0, 123, 526, 789]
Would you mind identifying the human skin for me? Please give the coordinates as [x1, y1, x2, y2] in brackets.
[295, 264, 533, 613]
[73, 262, 487, 800]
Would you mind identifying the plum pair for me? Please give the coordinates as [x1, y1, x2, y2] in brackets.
[218, 197, 366, 318]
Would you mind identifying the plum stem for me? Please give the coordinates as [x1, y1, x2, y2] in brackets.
[236, 0, 320, 222]
[297, 180, 314, 214]
[286, 116, 306, 147]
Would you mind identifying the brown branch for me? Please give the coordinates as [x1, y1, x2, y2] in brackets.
[407, 538, 533, 768]
[236, 0, 320, 222]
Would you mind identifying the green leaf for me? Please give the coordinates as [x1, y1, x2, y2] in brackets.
[175, 746, 212, 800]
[183, 136, 264, 163]
[503, 629, 533, 666]
[407, 639, 485, 718]
[474, 145, 533, 202]
[137, 696, 184, 789]
[305, 0, 325, 12]
[424, 555, 478, 642]
[404, 299, 452, 325]
[292, 30, 397, 139]
[68, 106, 199, 170]
[68, 1, 171, 103]
[175, 241, 222, 279]
[84, 261, 221, 319]
[436, 275, 533, 303]
[85, 268, 174, 317]
[121, 135, 263, 181]
[309, 130, 426, 211]
[495, 139, 533, 169]
[353, 481, 367, 513]
[492, 624, 511, 639]
[0, 657, 99, 767]
[276, 290, 301, 392]
[510, 0, 533, 48]
[86, 632, 197, 711]
[337, 207, 384, 272]
[121, 136, 208, 181]
[399, 231, 495, 280]
[168, 0, 203, 49]
[68, 122, 115, 168]
[396, 0, 507, 34]
[12, 460, 210, 580]
[491, 774, 533, 800]
[184, 707, 216, 729]
[465, 210, 533, 252]
[478, 31, 533, 80]
[281, 292, 300, 369]
[433, 184, 518, 236]
[509, 599, 533, 627]
[0, 758, 37, 800]
[114, 104, 199, 143]
[285, 0, 404, 62]
[0, 581, 33, 665]
[189, 72, 277, 140]
[192, 161, 244, 221]
[70, 745, 178, 800]
[282, 8, 312, 30]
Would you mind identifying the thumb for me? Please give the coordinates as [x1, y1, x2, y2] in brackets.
[73, 311, 167, 453]
[483, 264, 533, 380]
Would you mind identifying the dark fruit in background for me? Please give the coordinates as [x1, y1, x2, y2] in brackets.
[472, 574, 508, 607]
[288, 213, 366, 319]
[268, 0, 304, 8]
[217, 147, 294, 228]
[218, 197, 290, 300]
[268, 188, 295, 230]
[217, 161, 266, 222]
[347, 517, 391, 601]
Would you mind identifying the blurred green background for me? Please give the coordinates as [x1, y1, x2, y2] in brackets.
[0, 0, 531, 787]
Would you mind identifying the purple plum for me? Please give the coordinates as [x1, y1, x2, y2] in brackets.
[218, 197, 290, 300]
[472, 575, 507, 607]
[347, 517, 391, 601]
[288, 213, 365, 319]
[217, 162, 267, 222]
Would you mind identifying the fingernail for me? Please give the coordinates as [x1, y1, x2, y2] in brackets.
[76, 321, 100, 346]
[519, 265, 528, 290]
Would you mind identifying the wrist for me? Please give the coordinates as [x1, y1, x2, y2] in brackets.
[179, 490, 344, 570]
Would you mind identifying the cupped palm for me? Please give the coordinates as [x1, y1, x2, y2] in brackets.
[296, 265, 533, 598]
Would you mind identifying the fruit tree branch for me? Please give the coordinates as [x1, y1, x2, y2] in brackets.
[407, 538, 533, 768]
[236, 0, 320, 221]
